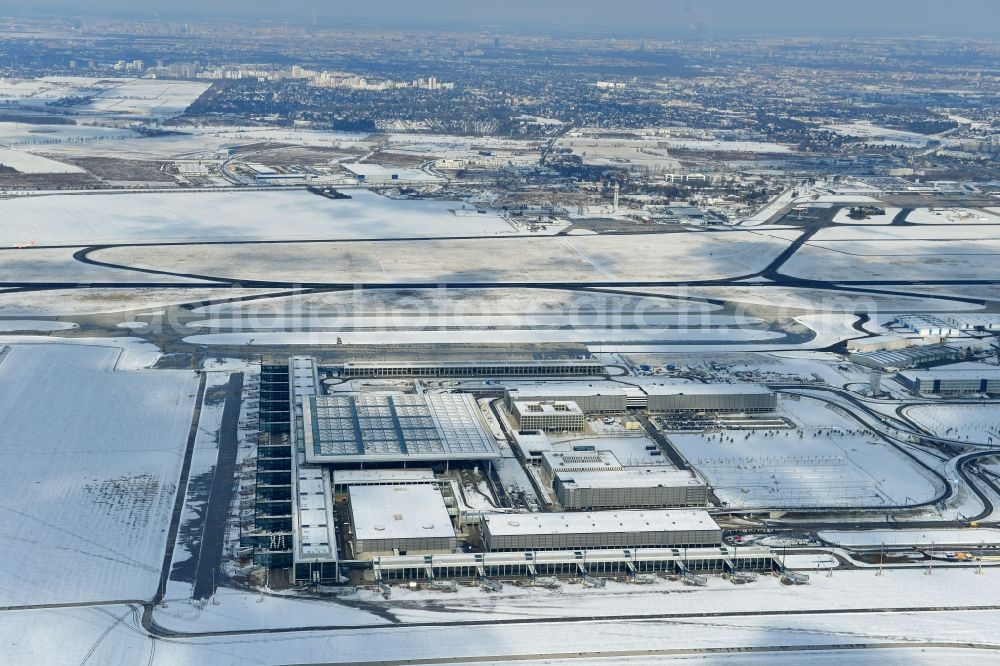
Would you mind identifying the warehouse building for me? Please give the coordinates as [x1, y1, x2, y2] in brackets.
[850, 343, 961, 370]
[481, 509, 721, 552]
[894, 313, 1000, 337]
[348, 484, 457, 557]
[896, 367, 1000, 395]
[510, 400, 586, 432]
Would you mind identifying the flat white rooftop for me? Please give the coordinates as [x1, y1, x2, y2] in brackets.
[296, 466, 337, 560]
[900, 368, 1000, 381]
[643, 383, 773, 396]
[349, 484, 455, 542]
[507, 383, 629, 397]
[333, 468, 437, 486]
[482, 509, 719, 537]
[556, 467, 705, 489]
[304, 392, 501, 463]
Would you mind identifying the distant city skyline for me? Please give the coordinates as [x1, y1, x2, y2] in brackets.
[7, 0, 1000, 38]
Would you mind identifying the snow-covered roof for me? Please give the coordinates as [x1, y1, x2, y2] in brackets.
[349, 484, 455, 542]
[333, 468, 437, 485]
[482, 509, 719, 537]
[555, 467, 705, 489]
[643, 383, 772, 396]
[899, 367, 1000, 381]
[507, 383, 630, 397]
[304, 392, 501, 463]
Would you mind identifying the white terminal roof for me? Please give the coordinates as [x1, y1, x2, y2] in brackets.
[295, 466, 337, 561]
[482, 509, 719, 537]
[333, 468, 437, 485]
[507, 383, 632, 397]
[349, 484, 455, 542]
[556, 467, 705, 489]
[643, 383, 773, 396]
[304, 392, 500, 463]
[507, 381, 771, 397]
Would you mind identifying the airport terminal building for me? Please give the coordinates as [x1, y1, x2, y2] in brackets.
[480, 509, 722, 552]
[505, 382, 775, 415]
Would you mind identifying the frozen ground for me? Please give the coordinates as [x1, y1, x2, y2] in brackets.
[192, 287, 722, 316]
[596, 285, 983, 313]
[7, 600, 1000, 665]
[905, 404, 1000, 443]
[0, 247, 211, 283]
[821, 122, 933, 147]
[0, 343, 198, 605]
[0, 120, 137, 146]
[0, 188, 518, 245]
[93, 230, 792, 283]
[0, 287, 280, 315]
[187, 312, 761, 330]
[670, 395, 942, 508]
[906, 207, 1000, 225]
[4, 568, 1000, 664]
[0, 319, 77, 331]
[184, 327, 782, 346]
[783, 229, 1000, 281]
[0, 147, 84, 173]
[819, 528, 1000, 547]
[80, 79, 210, 117]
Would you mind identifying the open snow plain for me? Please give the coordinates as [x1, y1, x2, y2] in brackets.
[0, 343, 198, 606]
[0, 188, 517, 245]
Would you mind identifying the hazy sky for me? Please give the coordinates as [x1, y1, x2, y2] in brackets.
[8, 0, 1000, 37]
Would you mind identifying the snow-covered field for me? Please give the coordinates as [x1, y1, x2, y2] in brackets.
[905, 404, 1000, 443]
[92, 230, 792, 283]
[784, 234, 1000, 281]
[192, 287, 722, 316]
[80, 79, 210, 117]
[599, 285, 983, 313]
[671, 396, 942, 508]
[0, 247, 208, 283]
[0, 76, 206, 118]
[6, 598, 1000, 665]
[0, 120, 138, 146]
[184, 327, 782, 346]
[819, 528, 1000, 547]
[0, 147, 84, 173]
[187, 312, 762, 330]
[0, 319, 77, 331]
[906, 207, 1000, 225]
[0, 343, 198, 605]
[0, 189, 518, 245]
[822, 122, 933, 147]
[0, 287, 279, 315]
